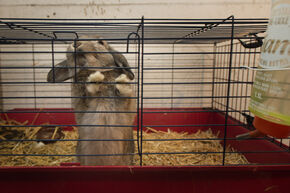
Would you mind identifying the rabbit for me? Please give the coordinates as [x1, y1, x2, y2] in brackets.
[47, 36, 136, 165]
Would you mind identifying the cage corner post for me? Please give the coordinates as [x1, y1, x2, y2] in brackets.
[139, 16, 145, 166]
[0, 47, 3, 112]
[211, 42, 217, 110]
[222, 15, 235, 166]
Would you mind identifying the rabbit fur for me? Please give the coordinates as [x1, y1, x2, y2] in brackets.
[47, 36, 136, 166]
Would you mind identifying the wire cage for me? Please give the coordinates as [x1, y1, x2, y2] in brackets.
[0, 17, 289, 192]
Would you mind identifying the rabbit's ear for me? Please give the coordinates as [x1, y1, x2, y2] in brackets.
[110, 48, 134, 80]
[47, 60, 75, 82]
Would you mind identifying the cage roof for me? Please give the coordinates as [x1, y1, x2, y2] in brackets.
[0, 17, 268, 44]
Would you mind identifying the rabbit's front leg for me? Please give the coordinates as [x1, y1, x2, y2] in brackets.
[115, 74, 133, 97]
[86, 71, 105, 94]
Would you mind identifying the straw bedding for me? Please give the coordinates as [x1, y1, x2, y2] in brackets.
[133, 127, 248, 166]
[0, 118, 248, 166]
[0, 118, 78, 166]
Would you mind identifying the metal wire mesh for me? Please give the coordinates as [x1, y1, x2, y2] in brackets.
[0, 17, 289, 166]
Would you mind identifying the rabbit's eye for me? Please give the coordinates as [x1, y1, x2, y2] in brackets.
[98, 40, 104, 45]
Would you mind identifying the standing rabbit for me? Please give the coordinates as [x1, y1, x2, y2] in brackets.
[47, 36, 136, 165]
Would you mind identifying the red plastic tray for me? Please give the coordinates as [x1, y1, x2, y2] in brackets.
[0, 108, 289, 193]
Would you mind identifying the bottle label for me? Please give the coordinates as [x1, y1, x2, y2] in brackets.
[249, 0, 290, 126]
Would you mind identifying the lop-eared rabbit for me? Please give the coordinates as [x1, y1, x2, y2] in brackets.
[47, 36, 136, 165]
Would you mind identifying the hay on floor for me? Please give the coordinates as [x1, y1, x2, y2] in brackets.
[0, 118, 248, 166]
[133, 127, 248, 166]
[0, 118, 78, 166]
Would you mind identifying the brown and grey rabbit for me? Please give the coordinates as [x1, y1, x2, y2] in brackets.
[47, 36, 136, 166]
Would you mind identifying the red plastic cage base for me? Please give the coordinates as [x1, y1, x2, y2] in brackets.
[1, 108, 289, 164]
[0, 108, 289, 193]
[0, 166, 289, 193]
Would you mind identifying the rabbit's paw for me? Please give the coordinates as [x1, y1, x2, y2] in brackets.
[86, 71, 105, 94]
[88, 71, 105, 82]
[115, 74, 133, 96]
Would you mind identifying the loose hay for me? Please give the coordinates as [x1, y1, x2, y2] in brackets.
[133, 128, 249, 166]
[0, 118, 248, 166]
[0, 119, 78, 166]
